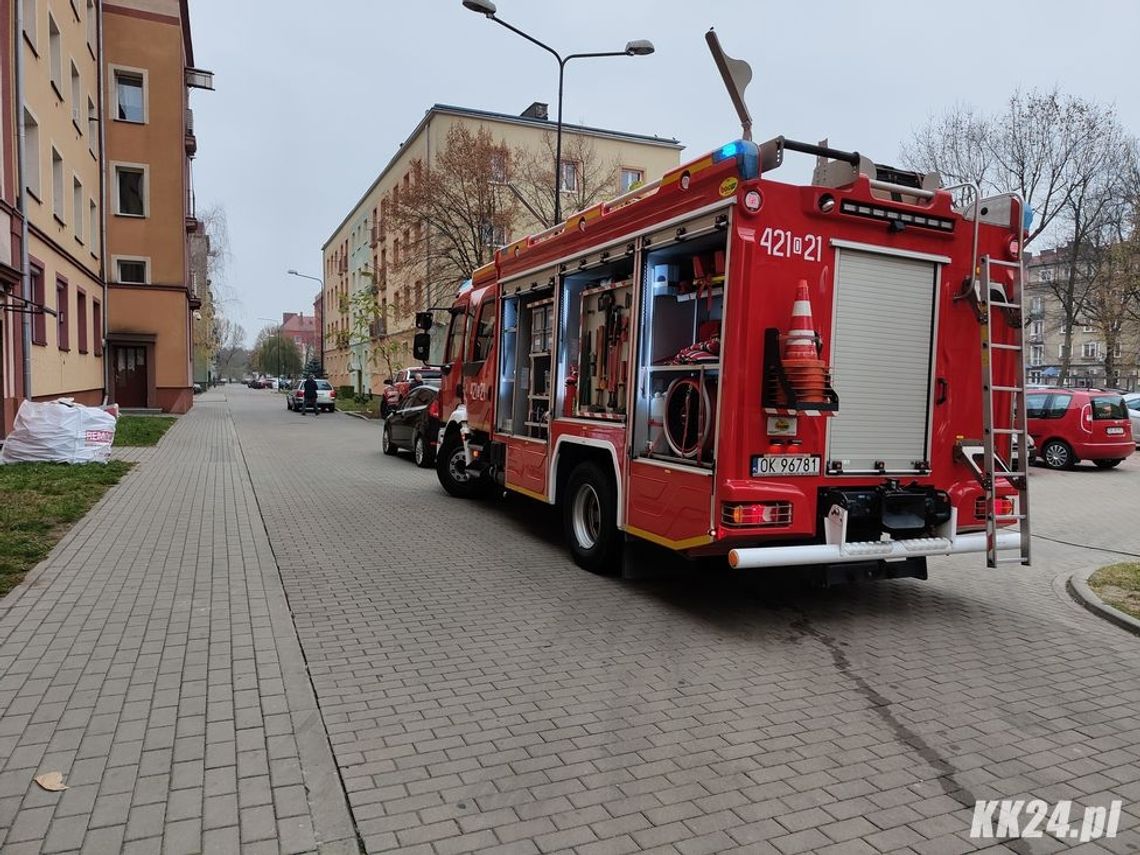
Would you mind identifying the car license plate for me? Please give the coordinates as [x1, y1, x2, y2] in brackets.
[752, 454, 820, 477]
[1107, 426, 1125, 435]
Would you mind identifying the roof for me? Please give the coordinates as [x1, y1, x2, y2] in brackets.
[322, 103, 684, 250]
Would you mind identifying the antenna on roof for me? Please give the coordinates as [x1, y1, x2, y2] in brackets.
[705, 28, 753, 141]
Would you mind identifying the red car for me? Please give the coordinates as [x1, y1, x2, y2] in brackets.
[380, 367, 442, 416]
[1026, 388, 1134, 469]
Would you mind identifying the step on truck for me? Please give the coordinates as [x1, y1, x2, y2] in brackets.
[415, 131, 1031, 580]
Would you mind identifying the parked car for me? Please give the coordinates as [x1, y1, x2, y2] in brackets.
[287, 379, 336, 413]
[1025, 388, 1134, 469]
[381, 385, 441, 467]
[380, 367, 442, 416]
[1125, 393, 1140, 447]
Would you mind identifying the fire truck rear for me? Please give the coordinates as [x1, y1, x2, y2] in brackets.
[418, 134, 1031, 580]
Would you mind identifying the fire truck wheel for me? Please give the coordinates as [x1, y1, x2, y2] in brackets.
[382, 423, 398, 456]
[1040, 439, 1074, 470]
[437, 431, 483, 498]
[564, 462, 620, 575]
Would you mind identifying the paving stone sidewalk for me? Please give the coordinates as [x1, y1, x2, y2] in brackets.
[0, 396, 358, 854]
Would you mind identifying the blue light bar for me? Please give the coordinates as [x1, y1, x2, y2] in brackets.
[711, 139, 760, 180]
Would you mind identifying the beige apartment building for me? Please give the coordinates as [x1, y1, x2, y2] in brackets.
[21, 0, 105, 406]
[321, 103, 683, 392]
[103, 0, 211, 412]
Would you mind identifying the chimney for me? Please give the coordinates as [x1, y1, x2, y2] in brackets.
[520, 102, 549, 120]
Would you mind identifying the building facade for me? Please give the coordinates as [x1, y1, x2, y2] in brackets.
[321, 103, 683, 392]
[1024, 247, 1139, 391]
[20, 0, 105, 416]
[281, 311, 316, 366]
[103, 0, 210, 412]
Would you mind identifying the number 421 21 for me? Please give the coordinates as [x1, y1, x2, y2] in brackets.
[758, 227, 823, 262]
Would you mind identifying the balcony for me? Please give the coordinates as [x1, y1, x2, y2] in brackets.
[185, 109, 197, 157]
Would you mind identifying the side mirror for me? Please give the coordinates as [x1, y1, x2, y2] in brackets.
[414, 311, 433, 331]
[412, 332, 431, 362]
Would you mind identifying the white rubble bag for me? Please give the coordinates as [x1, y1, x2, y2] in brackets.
[0, 399, 118, 465]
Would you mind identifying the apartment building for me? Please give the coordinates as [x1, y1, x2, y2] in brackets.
[18, 0, 105, 419]
[321, 103, 683, 392]
[2, 0, 26, 430]
[281, 311, 317, 365]
[1024, 247, 1139, 391]
[103, 0, 211, 411]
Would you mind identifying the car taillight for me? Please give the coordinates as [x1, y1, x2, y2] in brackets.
[329, 389, 335, 398]
[295, 391, 302, 397]
[428, 398, 440, 419]
[722, 502, 792, 528]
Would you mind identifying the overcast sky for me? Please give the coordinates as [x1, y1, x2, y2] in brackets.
[187, 0, 1140, 346]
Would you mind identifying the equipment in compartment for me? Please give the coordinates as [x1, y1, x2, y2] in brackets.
[576, 280, 632, 418]
[526, 299, 553, 438]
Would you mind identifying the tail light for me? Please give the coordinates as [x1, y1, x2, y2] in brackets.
[295, 390, 302, 398]
[428, 398, 440, 419]
[329, 389, 336, 398]
[722, 501, 792, 528]
[974, 496, 1015, 520]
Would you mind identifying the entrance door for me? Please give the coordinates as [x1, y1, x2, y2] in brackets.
[113, 345, 148, 407]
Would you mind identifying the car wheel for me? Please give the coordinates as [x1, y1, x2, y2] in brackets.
[563, 461, 621, 575]
[1094, 458, 1124, 469]
[382, 423, 398, 456]
[1041, 439, 1074, 470]
[436, 431, 485, 498]
[413, 433, 433, 468]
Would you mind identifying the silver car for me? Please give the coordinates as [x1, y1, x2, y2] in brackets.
[1125, 393, 1140, 447]
[287, 379, 336, 413]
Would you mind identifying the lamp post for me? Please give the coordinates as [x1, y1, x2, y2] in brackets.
[461, 0, 653, 224]
[287, 270, 324, 376]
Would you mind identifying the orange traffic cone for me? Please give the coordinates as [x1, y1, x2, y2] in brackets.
[781, 279, 828, 404]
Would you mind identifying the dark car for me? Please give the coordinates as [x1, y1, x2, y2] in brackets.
[380, 367, 443, 417]
[381, 385, 441, 467]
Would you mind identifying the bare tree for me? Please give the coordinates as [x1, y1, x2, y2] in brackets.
[903, 89, 1138, 383]
[214, 317, 246, 380]
[512, 133, 620, 229]
[389, 124, 518, 309]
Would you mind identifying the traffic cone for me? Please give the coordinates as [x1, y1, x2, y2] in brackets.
[780, 279, 828, 404]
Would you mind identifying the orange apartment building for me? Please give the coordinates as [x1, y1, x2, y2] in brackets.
[103, 0, 211, 412]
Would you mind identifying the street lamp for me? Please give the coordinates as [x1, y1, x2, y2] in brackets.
[287, 270, 325, 376]
[461, 1, 654, 224]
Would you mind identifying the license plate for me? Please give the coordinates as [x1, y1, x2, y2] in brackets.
[752, 454, 820, 477]
[1107, 426, 1125, 435]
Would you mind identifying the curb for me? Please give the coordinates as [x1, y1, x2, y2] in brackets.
[341, 411, 374, 422]
[1067, 571, 1140, 638]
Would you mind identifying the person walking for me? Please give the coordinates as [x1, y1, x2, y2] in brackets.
[302, 374, 319, 416]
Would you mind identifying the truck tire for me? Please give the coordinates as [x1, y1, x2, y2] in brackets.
[563, 461, 620, 575]
[436, 431, 483, 498]
[382, 422, 398, 456]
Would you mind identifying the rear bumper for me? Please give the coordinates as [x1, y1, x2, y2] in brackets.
[728, 529, 1020, 568]
[1072, 438, 1134, 459]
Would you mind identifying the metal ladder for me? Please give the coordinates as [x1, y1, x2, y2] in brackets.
[978, 253, 1032, 567]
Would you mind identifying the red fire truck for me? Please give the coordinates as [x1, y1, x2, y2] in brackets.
[415, 135, 1031, 580]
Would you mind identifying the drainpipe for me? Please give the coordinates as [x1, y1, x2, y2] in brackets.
[16, 0, 32, 404]
[97, 0, 109, 404]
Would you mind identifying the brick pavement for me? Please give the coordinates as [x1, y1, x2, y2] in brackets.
[225, 386, 1140, 854]
[0, 392, 357, 854]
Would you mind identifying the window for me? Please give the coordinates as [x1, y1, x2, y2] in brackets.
[1030, 296, 1043, 315]
[114, 165, 145, 216]
[559, 160, 579, 192]
[1026, 393, 1048, 419]
[1029, 344, 1043, 366]
[472, 301, 495, 362]
[1113, 343, 1122, 358]
[87, 97, 97, 150]
[77, 291, 88, 353]
[445, 310, 469, 364]
[1044, 394, 1071, 418]
[86, 0, 96, 49]
[73, 177, 83, 242]
[115, 70, 145, 122]
[89, 199, 98, 255]
[1091, 396, 1126, 421]
[24, 110, 40, 199]
[92, 299, 102, 355]
[480, 222, 506, 248]
[115, 258, 148, 284]
[1030, 319, 1043, 338]
[70, 62, 82, 129]
[620, 167, 644, 192]
[52, 148, 64, 221]
[56, 278, 69, 350]
[23, 0, 37, 48]
[48, 14, 62, 94]
[1082, 322, 1095, 334]
[1039, 267, 1054, 283]
[1081, 341, 1099, 359]
[1057, 344, 1069, 359]
[31, 265, 46, 345]
[490, 153, 507, 184]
